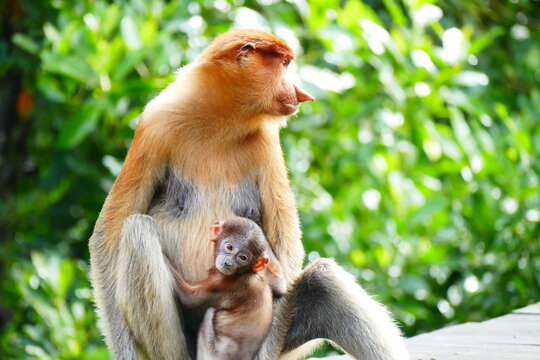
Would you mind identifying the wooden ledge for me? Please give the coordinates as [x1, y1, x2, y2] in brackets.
[310, 303, 540, 360]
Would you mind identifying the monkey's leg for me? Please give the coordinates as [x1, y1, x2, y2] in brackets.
[116, 214, 188, 360]
[197, 307, 218, 360]
[198, 308, 241, 360]
[258, 258, 408, 360]
[90, 250, 138, 360]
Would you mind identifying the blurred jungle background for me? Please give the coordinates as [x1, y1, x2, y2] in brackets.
[1, 0, 539, 358]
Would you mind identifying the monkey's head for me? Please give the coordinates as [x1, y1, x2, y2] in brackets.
[210, 217, 269, 276]
[196, 29, 314, 119]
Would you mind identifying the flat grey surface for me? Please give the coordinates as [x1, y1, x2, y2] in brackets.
[513, 303, 540, 315]
[313, 303, 540, 360]
[407, 303, 540, 360]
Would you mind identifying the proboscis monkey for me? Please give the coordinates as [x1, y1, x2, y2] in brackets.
[89, 29, 408, 360]
[168, 217, 285, 360]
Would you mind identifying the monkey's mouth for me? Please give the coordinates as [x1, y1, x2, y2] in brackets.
[279, 102, 299, 115]
[216, 263, 236, 275]
[218, 268, 235, 276]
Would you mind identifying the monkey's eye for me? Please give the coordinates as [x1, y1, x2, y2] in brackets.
[282, 59, 290, 66]
[225, 244, 233, 251]
[237, 253, 250, 263]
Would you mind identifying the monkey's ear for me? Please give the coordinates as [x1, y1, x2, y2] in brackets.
[252, 257, 269, 273]
[210, 221, 224, 242]
[240, 42, 256, 52]
[237, 42, 257, 63]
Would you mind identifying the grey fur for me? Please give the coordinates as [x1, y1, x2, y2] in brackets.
[229, 179, 263, 228]
[253, 259, 408, 360]
[197, 308, 245, 360]
[281, 259, 407, 360]
[150, 171, 261, 226]
[116, 215, 186, 359]
[151, 169, 196, 218]
[89, 229, 139, 360]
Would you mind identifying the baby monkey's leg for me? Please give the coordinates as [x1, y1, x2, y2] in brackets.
[197, 308, 241, 360]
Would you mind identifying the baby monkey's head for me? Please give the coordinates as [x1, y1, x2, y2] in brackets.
[210, 217, 269, 276]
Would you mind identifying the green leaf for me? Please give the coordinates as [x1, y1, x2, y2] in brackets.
[41, 52, 95, 84]
[383, 0, 407, 26]
[58, 259, 75, 300]
[120, 16, 142, 50]
[112, 48, 148, 81]
[82, 347, 112, 360]
[12, 33, 40, 54]
[102, 4, 122, 36]
[57, 101, 105, 149]
[399, 275, 430, 294]
[410, 195, 448, 226]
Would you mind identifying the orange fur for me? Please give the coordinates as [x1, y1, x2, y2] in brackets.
[198, 29, 294, 63]
[89, 31, 313, 359]
[93, 30, 311, 281]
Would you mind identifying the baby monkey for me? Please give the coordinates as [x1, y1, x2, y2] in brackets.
[168, 217, 286, 360]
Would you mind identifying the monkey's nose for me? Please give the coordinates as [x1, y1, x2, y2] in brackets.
[294, 85, 315, 103]
[223, 261, 232, 269]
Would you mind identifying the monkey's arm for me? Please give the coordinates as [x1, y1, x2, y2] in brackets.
[90, 121, 167, 251]
[259, 126, 305, 284]
[88, 118, 171, 359]
[166, 260, 222, 307]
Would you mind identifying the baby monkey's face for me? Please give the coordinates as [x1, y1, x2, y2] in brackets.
[215, 237, 253, 276]
[211, 217, 269, 276]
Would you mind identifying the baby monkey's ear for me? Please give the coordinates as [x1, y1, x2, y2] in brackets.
[252, 257, 269, 273]
[210, 221, 224, 242]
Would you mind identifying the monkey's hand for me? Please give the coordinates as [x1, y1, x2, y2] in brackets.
[266, 261, 287, 297]
[165, 258, 227, 307]
[165, 258, 211, 307]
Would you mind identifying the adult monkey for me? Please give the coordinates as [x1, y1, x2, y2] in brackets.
[89, 29, 408, 360]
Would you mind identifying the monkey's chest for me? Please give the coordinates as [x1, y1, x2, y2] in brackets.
[147, 169, 263, 281]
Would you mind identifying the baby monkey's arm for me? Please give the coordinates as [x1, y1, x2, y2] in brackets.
[166, 259, 223, 307]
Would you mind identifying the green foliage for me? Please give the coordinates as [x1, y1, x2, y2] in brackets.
[1, 253, 109, 359]
[1, 0, 539, 358]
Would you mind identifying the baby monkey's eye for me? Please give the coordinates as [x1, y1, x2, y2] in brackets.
[226, 244, 233, 251]
[282, 59, 290, 66]
[238, 254, 248, 261]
